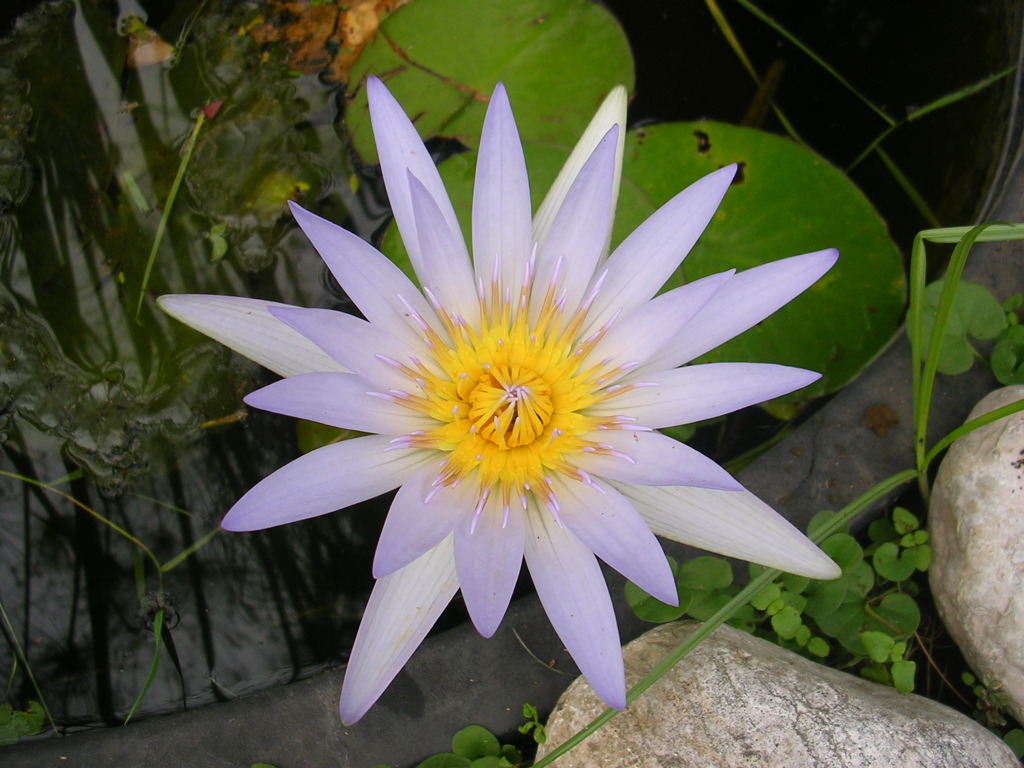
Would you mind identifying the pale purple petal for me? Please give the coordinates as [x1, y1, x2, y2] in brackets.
[367, 76, 463, 281]
[551, 475, 677, 605]
[613, 482, 842, 580]
[221, 436, 436, 531]
[533, 85, 628, 251]
[287, 202, 444, 352]
[453, 494, 525, 638]
[472, 83, 533, 294]
[524, 503, 626, 710]
[244, 372, 432, 435]
[579, 271, 730, 381]
[590, 363, 820, 428]
[157, 294, 347, 377]
[583, 164, 737, 336]
[373, 465, 474, 578]
[407, 172, 479, 327]
[339, 536, 460, 725]
[531, 126, 618, 325]
[268, 305, 432, 391]
[573, 429, 742, 491]
[639, 249, 840, 372]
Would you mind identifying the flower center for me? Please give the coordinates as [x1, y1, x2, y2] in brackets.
[468, 366, 553, 448]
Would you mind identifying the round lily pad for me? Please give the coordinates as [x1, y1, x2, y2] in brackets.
[344, 0, 634, 163]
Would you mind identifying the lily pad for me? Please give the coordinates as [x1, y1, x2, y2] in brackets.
[613, 122, 905, 400]
[345, 0, 634, 163]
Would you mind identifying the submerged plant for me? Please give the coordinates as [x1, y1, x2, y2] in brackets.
[159, 77, 840, 724]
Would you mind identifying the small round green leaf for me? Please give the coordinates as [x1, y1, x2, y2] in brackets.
[771, 605, 803, 639]
[859, 630, 895, 663]
[451, 725, 500, 759]
[891, 660, 917, 693]
[676, 556, 734, 591]
[804, 578, 848, 619]
[806, 636, 830, 658]
[820, 534, 863, 573]
[871, 593, 921, 638]
[872, 542, 917, 582]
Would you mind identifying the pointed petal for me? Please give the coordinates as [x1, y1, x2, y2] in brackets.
[373, 465, 473, 578]
[339, 536, 460, 725]
[640, 249, 840, 371]
[590, 363, 820, 428]
[583, 165, 737, 336]
[531, 125, 618, 324]
[268, 306, 428, 392]
[287, 202, 444, 352]
[408, 171, 479, 327]
[524, 503, 626, 710]
[533, 85, 628, 251]
[158, 294, 347, 377]
[551, 475, 676, 605]
[221, 437, 436, 531]
[578, 271, 729, 381]
[613, 482, 841, 579]
[367, 76, 462, 280]
[574, 429, 742, 491]
[244, 372, 432, 435]
[472, 83, 532, 294]
[454, 494, 525, 638]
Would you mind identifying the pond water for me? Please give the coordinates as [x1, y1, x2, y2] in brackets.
[0, 0, 1018, 733]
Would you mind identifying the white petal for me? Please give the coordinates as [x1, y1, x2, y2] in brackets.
[578, 271, 729, 381]
[373, 465, 474, 578]
[533, 85, 628, 252]
[472, 83, 533, 296]
[639, 249, 840, 371]
[590, 363, 820, 428]
[367, 76, 463, 279]
[408, 171, 479, 327]
[531, 125, 618, 323]
[552, 475, 677, 605]
[583, 165, 737, 336]
[614, 482, 841, 579]
[287, 202, 444, 352]
[454, 493, 525, 638]
[574, 429, 742, 491]
[158, 294, 347, 377]
[269, 306, 429, 392]
[524, 503, 626, 710]
[221, 436, 436, 531]
[339, 536, 460, 725]
[244, 372, 432, 435]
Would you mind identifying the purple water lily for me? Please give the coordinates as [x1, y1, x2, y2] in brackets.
[160, 77, 840, 724]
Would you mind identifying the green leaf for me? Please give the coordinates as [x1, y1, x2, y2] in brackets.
[867, 517, 897, 544]
[345, 0, 634, 164]
[624, 579, 688, 623]
[845, 560, 876, 597]
[915, 544, 933, 572]
[872, 542, 917, 582]
[0, 702, 45, 746]
[891, 507, 919, 535]
[919, 280, 1007, 375]
[891, 660, 917, 692]
[803, 577, 848, 619]
[771, 605, 803, 639]
[991, 325, 1024, 384]
[1003, 728, 1024, 758]
[749, 582, 781, 611]
[781, 572, 810, 595]
[612, 122, 904, 401]
[859, 630, 895, 663]
[468, 758, 505, 768]
[417, 755, 472, 768]
[296, 420, 364, 454]
[819, 534, 863, 573]
[871, 592, 921, 638]
[676, 556, 734, 591]
[806, 636, 830, 658]
[452, 725, 500, 759]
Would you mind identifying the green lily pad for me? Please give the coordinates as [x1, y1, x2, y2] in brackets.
[345, 0, 634, 163]
[613, 122, 904, 400]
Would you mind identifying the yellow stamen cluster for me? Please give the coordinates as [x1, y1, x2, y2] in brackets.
[385, 258, 642, 517]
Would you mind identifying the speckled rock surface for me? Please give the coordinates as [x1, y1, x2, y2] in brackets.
[536, 622, 1017, 768]
[930, 385, 1024, 723]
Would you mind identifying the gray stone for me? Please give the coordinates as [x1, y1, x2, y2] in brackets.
[536, 622, 1016, 768]
[930, 384, 1024, 723]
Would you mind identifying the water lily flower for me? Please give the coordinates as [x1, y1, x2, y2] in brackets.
[159, 77, 841, 724]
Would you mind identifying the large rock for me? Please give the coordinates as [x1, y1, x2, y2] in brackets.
[930, 384, 1024, 723]
[537, 622, 1016, 767]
